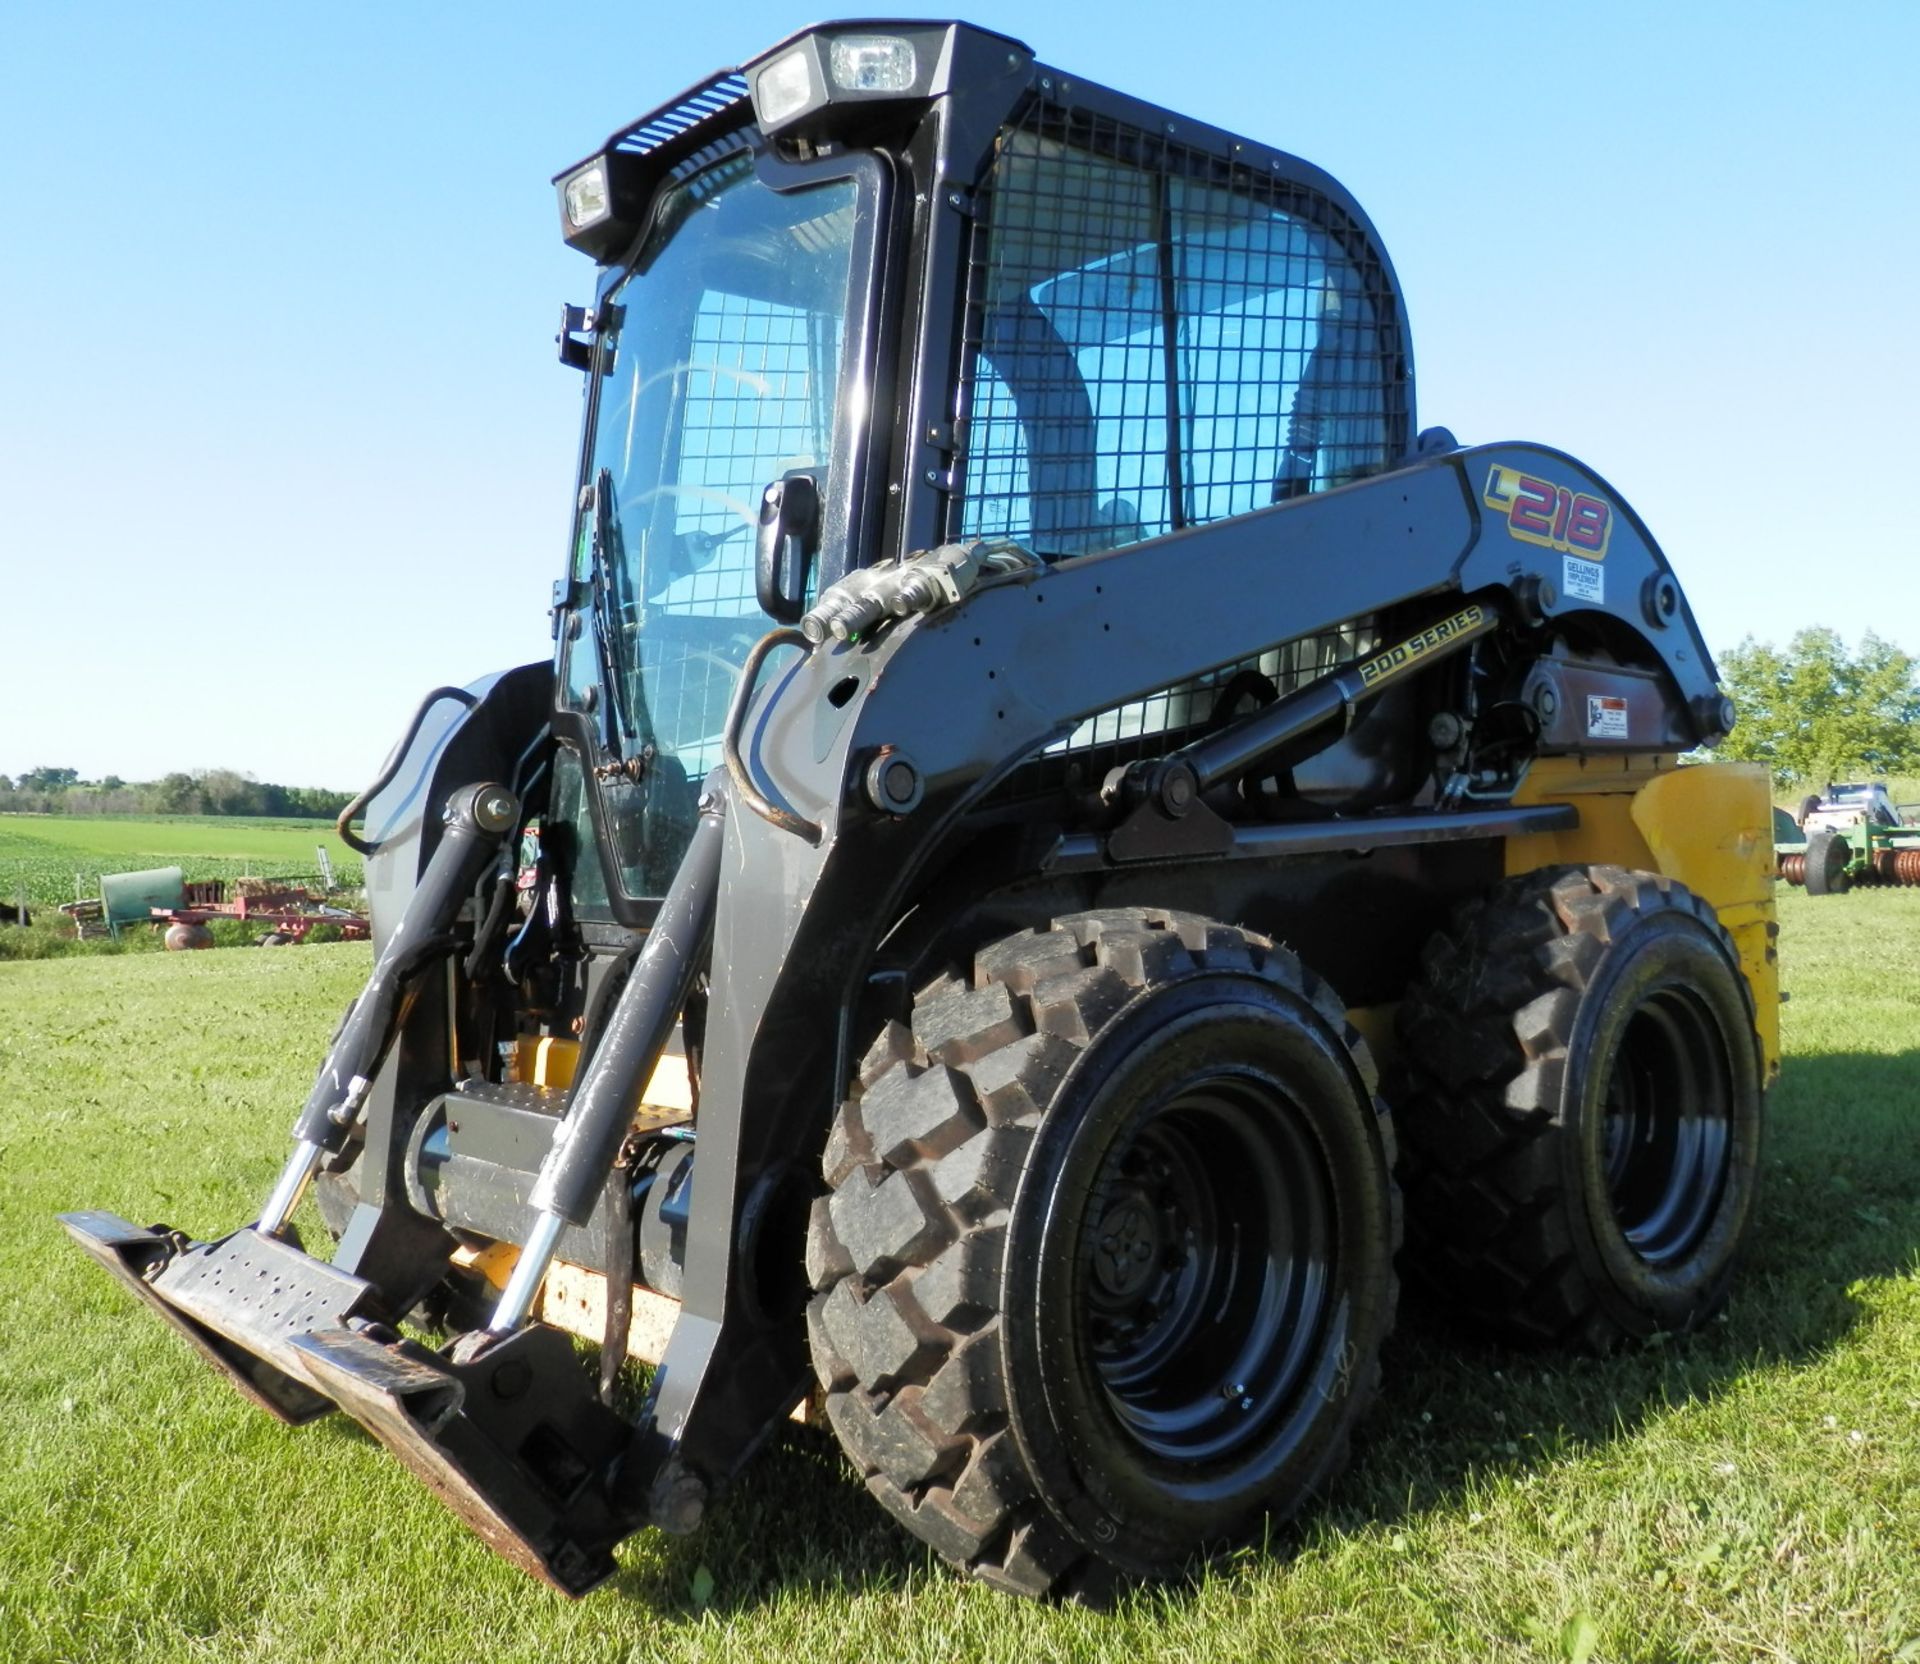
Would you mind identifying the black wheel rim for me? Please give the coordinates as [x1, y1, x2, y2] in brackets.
[1079, 1074, 1334, 1464]
[1600, 984, 1733, 1266]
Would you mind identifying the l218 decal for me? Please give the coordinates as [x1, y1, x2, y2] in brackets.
[1483, 464, 1612, 559]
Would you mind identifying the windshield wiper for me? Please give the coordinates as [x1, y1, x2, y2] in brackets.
[588, 468, 645, 759]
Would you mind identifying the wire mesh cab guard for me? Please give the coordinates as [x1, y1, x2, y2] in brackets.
[943, 88, 1410, 797]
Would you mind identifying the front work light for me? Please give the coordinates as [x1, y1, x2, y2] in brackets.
[746, 25, 984, 138]
[553, 150, 650, 260]
[562, 162, 611, 231]
[828, 36, 916, 93]
[754, 48, 818, 128]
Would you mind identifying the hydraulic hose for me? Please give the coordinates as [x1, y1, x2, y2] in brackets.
[722, 628, 819, 843]
[292, 783, 519, 1153]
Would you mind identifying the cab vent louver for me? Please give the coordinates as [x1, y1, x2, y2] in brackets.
[610, 72, 750, 157]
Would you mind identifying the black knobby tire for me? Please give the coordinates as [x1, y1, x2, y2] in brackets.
[806, 908, 1399, 1597]
[1803, 829, 1850, 896]
[1395, 866, 1764, 1349]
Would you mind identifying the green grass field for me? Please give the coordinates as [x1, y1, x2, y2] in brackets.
[1, 890, 1916, 1662]
[0, 813, 364, 908]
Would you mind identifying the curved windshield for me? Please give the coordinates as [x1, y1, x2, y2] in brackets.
[561, 151, 867, 900]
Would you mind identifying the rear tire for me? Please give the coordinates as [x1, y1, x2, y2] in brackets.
[1395, 866, 1763, 1348]
[807, 908, 1398, 1596]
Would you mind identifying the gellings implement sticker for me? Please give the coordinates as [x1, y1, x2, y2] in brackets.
[1587, 695, 1629, 740]
[1562, 555, 1604, 604]
[1484, 465, 1613, 560]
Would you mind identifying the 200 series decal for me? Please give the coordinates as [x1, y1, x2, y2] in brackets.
[1356, 603, 1488, 689]
[1484, 464, 1613, 559]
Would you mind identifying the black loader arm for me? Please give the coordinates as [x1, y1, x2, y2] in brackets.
[840, 441, 1725, 791]
[1448, 443, 1728, 739]
[356, 662, 553, 948]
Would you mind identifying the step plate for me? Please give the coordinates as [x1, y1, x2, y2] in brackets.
[59, 1211, 346, 1424]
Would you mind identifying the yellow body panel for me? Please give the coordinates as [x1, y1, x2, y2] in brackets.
[1345, 1003, 1399, 1075]
[511, 1033, 693, 1110]
[526, 1036, 578, 1088]
[1507, 756, 1779, 1076]
[444, 1247, 812, 1419]
[449, 1240, 520, 1288]
[639, 1051, 694, 1112]
[1630, 763, 1780, 1076]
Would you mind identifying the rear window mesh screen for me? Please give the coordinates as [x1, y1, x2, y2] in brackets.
[668, 291, 838, 619]
[954, 102, 1403, 561]
[629, 291, 840, 778]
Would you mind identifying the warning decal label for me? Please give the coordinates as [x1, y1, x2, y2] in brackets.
[1587, 695, 1629, 740]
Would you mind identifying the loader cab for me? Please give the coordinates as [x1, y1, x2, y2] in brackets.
[548, 21, 1412, 922]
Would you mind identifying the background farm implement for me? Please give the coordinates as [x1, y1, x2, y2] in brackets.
[1775, 782, 1920, 894]
[59, 857, 367, 947]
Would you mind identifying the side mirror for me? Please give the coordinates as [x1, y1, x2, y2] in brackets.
[756, 471, 819, 624]
[556, 304, 594, 373]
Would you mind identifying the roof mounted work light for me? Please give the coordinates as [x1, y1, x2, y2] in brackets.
[552, 24, 1031, 260]
[750, 28, 930, 135]
[746, 23, 1027, 141]
[553, 151, 653, 261]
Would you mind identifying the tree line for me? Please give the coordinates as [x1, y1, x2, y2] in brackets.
[0, 767, 350, 819]
[1709, 628, 1920, 787]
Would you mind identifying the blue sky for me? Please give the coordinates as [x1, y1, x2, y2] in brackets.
[2, 1, 1915, 787]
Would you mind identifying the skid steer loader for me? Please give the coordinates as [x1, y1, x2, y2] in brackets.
[61, 20, 1778, 1600]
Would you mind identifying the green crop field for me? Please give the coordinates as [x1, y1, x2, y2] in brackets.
[1, 889, 1916, 1663]
[0, 813, 364, 908]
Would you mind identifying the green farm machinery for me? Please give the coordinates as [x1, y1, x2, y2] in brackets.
[1776, 782, 1920, 894]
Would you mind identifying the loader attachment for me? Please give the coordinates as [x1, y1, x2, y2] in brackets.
[57, 772, 730, 1594]
[59, 1210, 640, 1595]
[289, 1323, 636, 1595]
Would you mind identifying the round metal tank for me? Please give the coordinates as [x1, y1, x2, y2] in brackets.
[99, 867, 186, 938]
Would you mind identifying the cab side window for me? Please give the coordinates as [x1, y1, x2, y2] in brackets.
[958, 124, 1395, 558]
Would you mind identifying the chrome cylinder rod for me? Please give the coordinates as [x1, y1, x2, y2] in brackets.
[488, 782, 726, 1334]
[488, 1210, 568, 1333]
[258, 1139, 327, 1238]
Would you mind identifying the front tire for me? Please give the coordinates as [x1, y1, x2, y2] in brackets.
[807, 909, 1398, 1596]
[1395, 866, 1764, 1348]
[1804, 829, 1850, 895]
